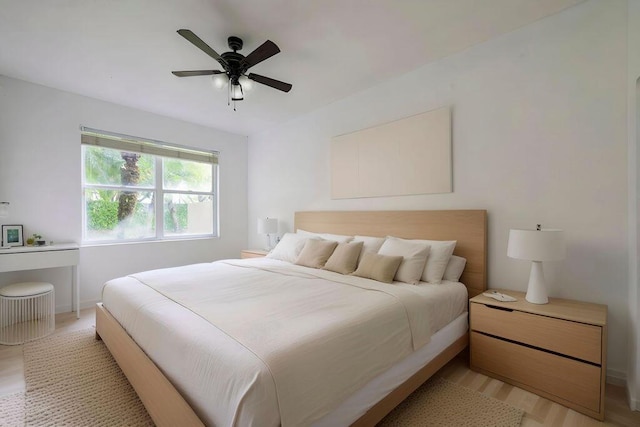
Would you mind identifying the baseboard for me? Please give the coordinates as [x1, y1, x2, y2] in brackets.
[55, 304, 72, 314]
[609, 370, 640, 411]
[55, 299, 100, 314]
[628, 382, 640, 411]
[607, 368, 627, 387]
[80, 299, 100, 310]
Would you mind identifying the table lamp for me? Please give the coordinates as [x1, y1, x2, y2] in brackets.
[507, 225, 566, 304]
[257, 217, 278, 250]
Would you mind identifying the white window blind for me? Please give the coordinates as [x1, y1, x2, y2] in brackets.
[80, 127, 218, 164]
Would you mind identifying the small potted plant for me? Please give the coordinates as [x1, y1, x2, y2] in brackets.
[27, 233, 45, 246]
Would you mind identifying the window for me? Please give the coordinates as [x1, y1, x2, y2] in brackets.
[81, 128, 218, 243]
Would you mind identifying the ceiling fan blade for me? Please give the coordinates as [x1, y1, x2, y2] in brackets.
[241, 40, 280, 69]
[247, 73, 292, 92]
[172, 70, 225, 77]
[177, 29, 228, 67]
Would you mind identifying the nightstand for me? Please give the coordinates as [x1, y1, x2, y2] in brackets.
[240, 249, 269, 259]
[469, 290, 607, 420]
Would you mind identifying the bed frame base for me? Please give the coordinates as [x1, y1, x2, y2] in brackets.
[97, 302, 467, 427]
[96, 303, 205, 427]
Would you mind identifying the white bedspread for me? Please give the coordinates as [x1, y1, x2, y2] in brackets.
[102, 258, 464, 426]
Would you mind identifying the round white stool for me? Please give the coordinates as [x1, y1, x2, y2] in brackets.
[0, 282, 55, 345]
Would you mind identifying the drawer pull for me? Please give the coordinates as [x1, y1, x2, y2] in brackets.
[484, 304, 513, 312]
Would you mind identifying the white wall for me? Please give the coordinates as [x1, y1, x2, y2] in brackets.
[0, 76, 248, 312]
[628, 0, 640, 410]
[248, 0, 629, 379]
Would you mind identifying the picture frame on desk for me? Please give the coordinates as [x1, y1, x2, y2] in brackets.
[1, 224, 24, 248]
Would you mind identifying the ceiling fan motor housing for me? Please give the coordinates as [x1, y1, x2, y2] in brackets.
[221, 51, 246, 79]
[227, 36, 243, 52]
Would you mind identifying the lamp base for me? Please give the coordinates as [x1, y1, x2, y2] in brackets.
[525, 261, 548, 304]
[264, 234, 272, 252]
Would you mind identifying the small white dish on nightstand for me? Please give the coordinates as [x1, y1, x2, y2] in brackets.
[482, 291, 517, 302]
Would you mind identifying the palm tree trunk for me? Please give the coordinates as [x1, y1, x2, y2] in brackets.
[117, 152, 140, 221]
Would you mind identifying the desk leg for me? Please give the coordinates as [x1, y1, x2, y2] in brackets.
[72, 265, 80, 319]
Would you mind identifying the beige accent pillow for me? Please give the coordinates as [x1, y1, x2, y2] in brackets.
[352, 252, 403, 284]
[378, 236, 431, 284]
[295, 239, 338, 269]
[323, 241, 364, 274]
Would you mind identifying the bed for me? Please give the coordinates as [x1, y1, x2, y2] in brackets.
[96, 210, 487, 426]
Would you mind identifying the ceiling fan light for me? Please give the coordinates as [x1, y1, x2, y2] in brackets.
[238, 75, 253, 91]
[230, 83, 244, 101]
[211, 74, 227, 89]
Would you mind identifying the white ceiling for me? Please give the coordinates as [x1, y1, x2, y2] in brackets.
[0, 0, 584, 137]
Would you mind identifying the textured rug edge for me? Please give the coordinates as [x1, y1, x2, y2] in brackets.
[0, 391, 26, 427]
[439, 377, 525, 426]
[22, 327, 154, 426]
[378, 375, 524, 426]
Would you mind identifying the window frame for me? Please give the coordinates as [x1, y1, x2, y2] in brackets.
[80, 128, 219, 244]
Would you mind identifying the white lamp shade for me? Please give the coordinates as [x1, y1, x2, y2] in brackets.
[507, 229, 566, 262]
[211, 74, 228, 89]
[239, 75, 253, 90]
[231, 83, 244, 101]
[257, 217, 278, 234]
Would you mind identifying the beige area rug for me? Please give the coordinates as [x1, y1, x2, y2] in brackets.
[0, 327, 523, 426]
[379, 376, 524, 426]
[0, 392, 25, 427]
[3, 327, 153, 426]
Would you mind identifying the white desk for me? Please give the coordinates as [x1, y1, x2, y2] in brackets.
[0, 243, 80, 318]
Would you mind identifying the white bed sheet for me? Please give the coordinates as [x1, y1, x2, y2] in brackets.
[101, 258, 468, 426]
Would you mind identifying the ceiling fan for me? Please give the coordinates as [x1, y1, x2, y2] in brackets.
[172, 29, 292, 109]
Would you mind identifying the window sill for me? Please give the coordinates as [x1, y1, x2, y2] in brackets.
[81, 235, 219, 248]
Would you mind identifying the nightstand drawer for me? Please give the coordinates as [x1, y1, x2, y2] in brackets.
[471, 303, 602, 364]
[471, 332, 601, 412]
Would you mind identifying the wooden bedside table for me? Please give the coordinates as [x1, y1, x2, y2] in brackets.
[240, 249, 269, 259]
[469, 290, 607, 420]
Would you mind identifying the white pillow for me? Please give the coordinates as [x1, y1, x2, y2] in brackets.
[413, 239, 456, 283]
[352, 235, 386, 261]
[267, 233, 318, 263]
[297, 229, 354, 243]
[443, 255, 467, 282]
[378, 237, 431, 285]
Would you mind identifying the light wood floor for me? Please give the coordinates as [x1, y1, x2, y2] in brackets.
[1, 308, 639, 426]
[0, 307, 97, 396]
[438, 354, 640, 427]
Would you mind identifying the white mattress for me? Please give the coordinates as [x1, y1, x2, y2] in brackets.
[101, 258, 468, 426]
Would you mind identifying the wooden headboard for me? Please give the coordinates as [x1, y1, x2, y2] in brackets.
[294, 210, 487, 297]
